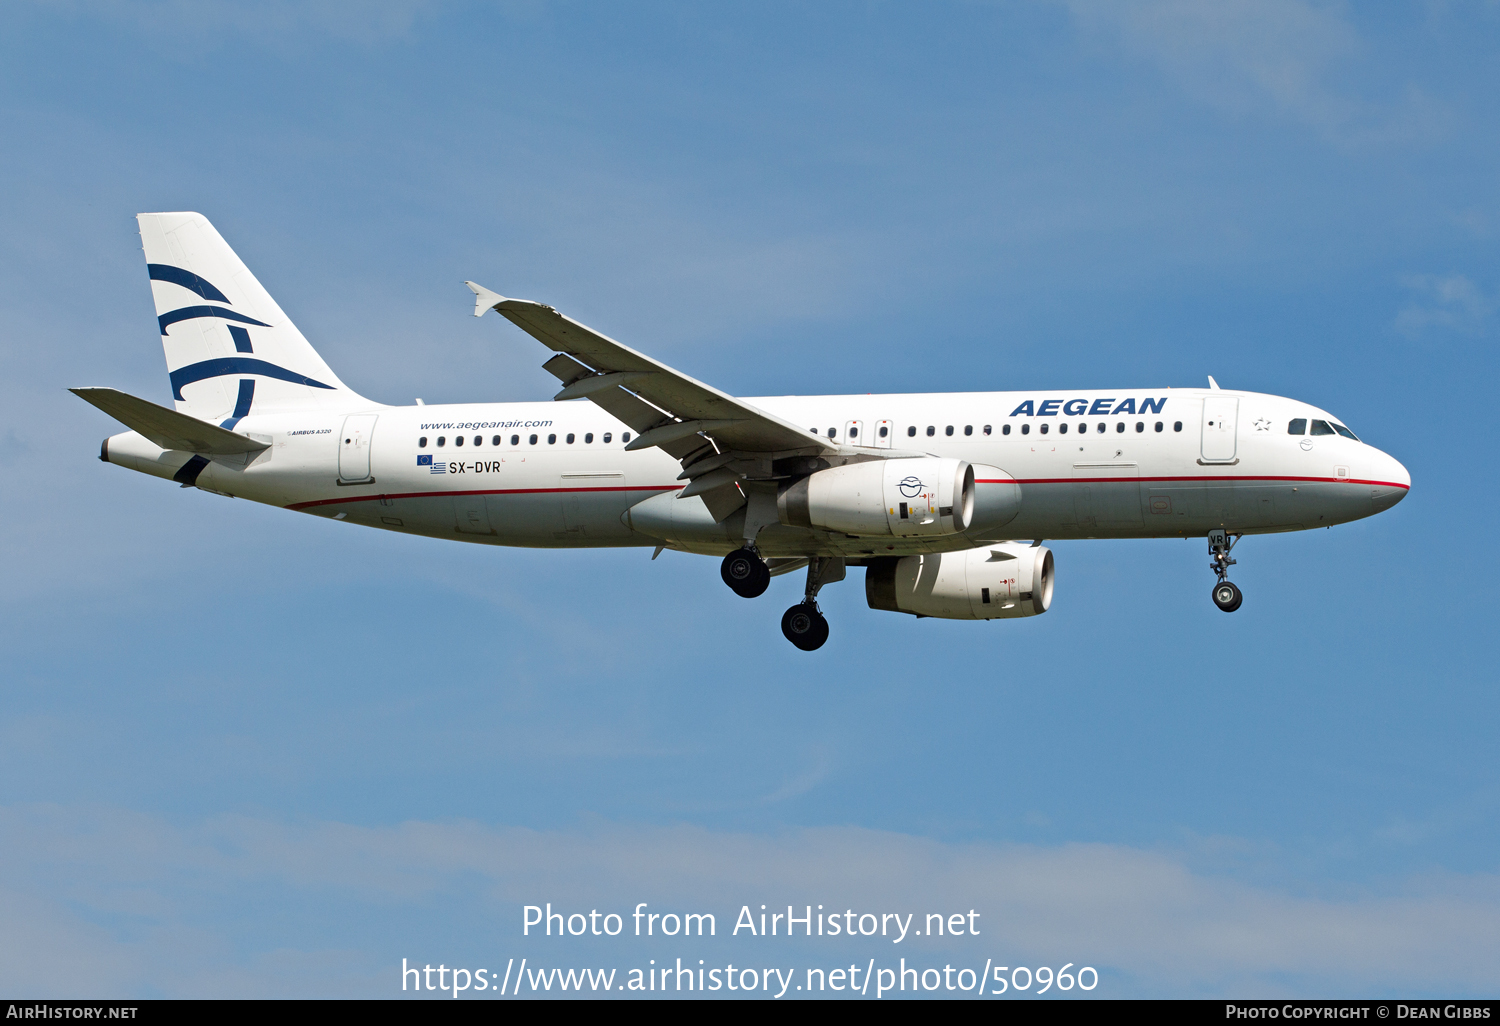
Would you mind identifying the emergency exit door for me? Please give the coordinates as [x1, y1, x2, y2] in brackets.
[338, 414, 378, 481]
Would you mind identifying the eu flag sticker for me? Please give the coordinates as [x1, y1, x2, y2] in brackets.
[417, 454, 432, 465]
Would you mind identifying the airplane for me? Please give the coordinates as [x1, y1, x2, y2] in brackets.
[74, 212, 1411, 650]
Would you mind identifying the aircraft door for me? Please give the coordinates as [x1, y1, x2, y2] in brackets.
[844, 420, 865, 446]
[874, 419, 893, 448]
[1201, 397, 1239, 462]
[338, 414, 378, 481]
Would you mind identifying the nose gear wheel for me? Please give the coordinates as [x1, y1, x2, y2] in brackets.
[1212, 580, 1243, 612]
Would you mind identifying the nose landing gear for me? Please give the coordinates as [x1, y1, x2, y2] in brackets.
[1208, 529, 1243, 612]
[1212, 580, 1243, 612]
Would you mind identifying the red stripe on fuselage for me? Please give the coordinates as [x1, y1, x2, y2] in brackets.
[289, 474, 1410, 512]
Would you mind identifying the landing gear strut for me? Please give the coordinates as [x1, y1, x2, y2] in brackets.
[781, 557, 843, 651]
[1208, 529, 1243, 612]
[721, 547, 770, 598]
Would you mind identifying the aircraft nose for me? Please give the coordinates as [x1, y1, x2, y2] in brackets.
[1370, 450, 1410, 513]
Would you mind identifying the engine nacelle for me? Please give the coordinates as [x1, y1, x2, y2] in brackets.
[778, 457, 974, 537]
[865, 542, 1054, 620]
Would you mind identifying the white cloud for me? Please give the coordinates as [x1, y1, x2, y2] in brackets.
[1, 804, 1497, 996]
[1396, 274, 1495, 336]
[1061, 0, 1450, 147]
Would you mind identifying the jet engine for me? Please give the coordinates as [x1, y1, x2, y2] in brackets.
[865, 542, 1054, 620]
[778, 457, 976, 538]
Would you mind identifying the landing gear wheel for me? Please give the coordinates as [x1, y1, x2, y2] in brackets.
[1212, 581, 1243, 612]
[721, 547, 770, 598]
[781, 602, 829, 650]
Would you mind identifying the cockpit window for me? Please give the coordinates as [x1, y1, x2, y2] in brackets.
[1333, 423, 1359, 441]
[1310, 420, 1336, 436]
[1288, 418, 1307, 435]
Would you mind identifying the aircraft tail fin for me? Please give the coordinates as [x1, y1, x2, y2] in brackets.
[136, 212, 370, 423]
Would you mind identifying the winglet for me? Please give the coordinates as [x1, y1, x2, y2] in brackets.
[464, 281, 507, 318]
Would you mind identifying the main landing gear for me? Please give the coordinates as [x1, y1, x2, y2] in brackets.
[1208, 529, 1244, 612]
[721, 547, 770, 598]
[781, 602, 829, 651]
[780, 557, 843, 651]
[720, 547, 843, 650]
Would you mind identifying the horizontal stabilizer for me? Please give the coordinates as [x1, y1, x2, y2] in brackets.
[70, 387, 269, 455]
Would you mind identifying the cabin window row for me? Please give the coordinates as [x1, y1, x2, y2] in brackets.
[417, 431, 633, 448]
[809, 421, 1184, 439]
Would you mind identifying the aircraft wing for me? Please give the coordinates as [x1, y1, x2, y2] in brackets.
[466, 283, 837, 464]
[70, 387, 270, 455]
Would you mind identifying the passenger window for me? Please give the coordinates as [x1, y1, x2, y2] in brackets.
[1116, 423, 1124, 433]
[1021, 424, 1030, 435]
[455, 435, 464, 447]
[1040, 423, 1049, 435]
[1288, 418, 1307, 435]
[983, 425, 992, 435]
[827, 427, 836, 438]
[964, 425, 972, 436]
[945, 425, 954, 436]
[1154, 421, 1163, 432]
[1310, 420, 1335, 436]
[418, 436, 427, 448]
[1135, 422, 1144, 433]
[1173, 421, 1182, 432]
[879, 425, 888, 438]
[907, 426, 916, 437]
[1059, 423, 1068, 434]
[492, 435, 501, 446]
[585, 432, 594, 443]
[926, 426, 935, 437]
[1333, 423, 1359, 440]
[437, 436, 446, 447]
[1097, 423, 1105, 434]
[849, 426, 858, 438]
[1001, 424, 1010, 436]
[622, 432, 631, 443]
[548, 433, 557, 444]
[474, 435, 482, 446]
[510, 434, 519, 446]
[603, 432, 612, 443]
[528, 434, 537, 445]
[566, 433, 575, 444]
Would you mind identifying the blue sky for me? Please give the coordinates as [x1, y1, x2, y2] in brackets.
[1, 0, 1497, 999]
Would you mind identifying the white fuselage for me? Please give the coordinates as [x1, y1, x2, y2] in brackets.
[104, 387, 1411, 557]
